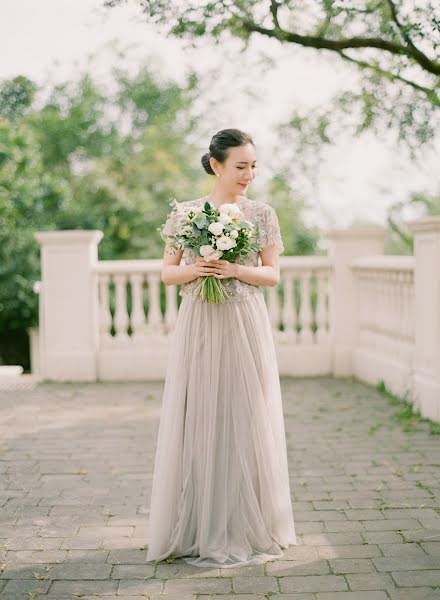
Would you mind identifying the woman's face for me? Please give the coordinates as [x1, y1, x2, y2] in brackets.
[211, 143, 257, 195]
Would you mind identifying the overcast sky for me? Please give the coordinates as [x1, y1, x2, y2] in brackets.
[1, 0, 438, 228]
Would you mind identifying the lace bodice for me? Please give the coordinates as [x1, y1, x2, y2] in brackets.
[162, 196, 284, 302]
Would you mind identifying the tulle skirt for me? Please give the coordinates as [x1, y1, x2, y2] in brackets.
[146, 291, 297, 568]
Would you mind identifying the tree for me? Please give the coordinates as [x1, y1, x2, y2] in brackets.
[104, 0, 440, 155]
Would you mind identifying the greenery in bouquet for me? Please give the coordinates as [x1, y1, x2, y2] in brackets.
[158, 198, 260, 303]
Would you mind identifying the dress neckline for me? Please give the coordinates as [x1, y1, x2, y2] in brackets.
[201, 195, 248, 209]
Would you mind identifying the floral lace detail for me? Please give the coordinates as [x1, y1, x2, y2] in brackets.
[162, 196, 284, 302]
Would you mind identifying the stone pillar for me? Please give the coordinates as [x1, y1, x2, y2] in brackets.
[34, 230, 103, 381]
[325, 225, 387, 376]
[407, 216, 440, 421]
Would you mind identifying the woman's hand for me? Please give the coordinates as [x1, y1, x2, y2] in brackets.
[193, 256, 238, 279]
[208, 259, 238, 279]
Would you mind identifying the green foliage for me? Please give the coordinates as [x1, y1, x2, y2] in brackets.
[376, 379, 440, 435]
[0, 60, 318, 368]
[0, 64, 206, 366]
[104, 0, 440, 158]
[385, 190, 440, 254]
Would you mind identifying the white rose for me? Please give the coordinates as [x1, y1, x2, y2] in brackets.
[216, 236, 237, 251]
[219, 203, 242, 220]
[218, 213, 232, 225]
[208, 221, 225, 236]
[229, 229, 239, 239]
[200, 245, 223, 261]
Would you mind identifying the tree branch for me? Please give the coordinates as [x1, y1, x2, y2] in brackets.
[241, 21, 440, 76]
[336, 50, 440, 106]
[385, 0, 437, 75]
[269, 0, 280, 29]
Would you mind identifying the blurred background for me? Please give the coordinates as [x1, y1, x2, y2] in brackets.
[1, 0, 439, 370]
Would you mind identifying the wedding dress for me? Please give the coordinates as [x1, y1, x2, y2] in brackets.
[145, 196, 297, 568]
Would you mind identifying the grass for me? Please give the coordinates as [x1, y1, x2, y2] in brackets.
[376, 379, 440, 435]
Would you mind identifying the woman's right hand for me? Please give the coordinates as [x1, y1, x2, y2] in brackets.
[193, 256, 220, 278]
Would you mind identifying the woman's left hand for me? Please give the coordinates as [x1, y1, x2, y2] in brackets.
[208, 259, 239, 279]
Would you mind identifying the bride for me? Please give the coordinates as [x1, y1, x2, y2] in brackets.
[146, 128, 297, 568]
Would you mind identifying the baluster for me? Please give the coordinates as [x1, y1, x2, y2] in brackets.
[113, 273, 130, 342]
[316, 270, 329, 344]
[146, 273, 163, 334]
[281, 272, 296, 338]
[130, 273, 147, 340]
[98, 274, 112, 345]
[299, 270, 313, 344]
[266, 285, 280, 332]
[164, 284, 178, 332]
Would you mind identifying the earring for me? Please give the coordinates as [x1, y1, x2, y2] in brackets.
[216, 173, 220, 177]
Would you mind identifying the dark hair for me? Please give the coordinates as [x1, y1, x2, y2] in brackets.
[201, 128, 255, 176]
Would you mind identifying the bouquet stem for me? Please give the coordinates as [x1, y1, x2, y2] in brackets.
[194, 276, 231, 304]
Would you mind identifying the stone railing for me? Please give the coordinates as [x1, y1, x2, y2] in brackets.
[32, 217, 440, 422]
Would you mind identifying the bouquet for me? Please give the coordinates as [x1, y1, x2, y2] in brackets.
[159, 198, 260, 303]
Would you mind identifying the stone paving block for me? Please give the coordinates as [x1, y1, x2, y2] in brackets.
[269, 595, 317, 600]
[149, 595, 197, 600]
[301, 532, 364, 546]
[117, 577, 164, 594]
[317, 544, 380, 559]
[107, 549, 148, 563]
[232, 575, 278, 593]
[421, 541, 440, 555]
[279, 574, 348, 593]
[154, 562, 222, 578]
[388, 589, 440, 600]
[66, 548, 109, 562]
[391, 569, 440, 587]
[199, 596, 268, 600]
[218, 564, 265, 576]
[346, 572, 395, 590]
[1, 579, 51, 593]
[372, 556, 440, 571]
[316, 593, 388, 600]
[3, 549, 67, 563]
[328, 558, 375, 574]
[3, 536, 63, 550]
[401, 528, 440, 542]
[46, 578, 119, 594]
[324, 521, 365, 532]
[294, 521, 325, 533]
[266, 559, 330, 576]
[279, 545, 319, 561]
[361, 518, 420, 530]
[313, 500, 350, 510]
[361, 531, 403, 544]
[164, 577, 232, 593]
[345, 510, 384, 520]
[295, 510, 346, 521]
[377, 542, 426, 556]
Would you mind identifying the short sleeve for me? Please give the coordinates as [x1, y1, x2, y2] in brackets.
[160, 206, 179, 243]
[259, 205, 284, 254]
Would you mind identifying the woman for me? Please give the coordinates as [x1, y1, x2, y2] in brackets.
[146, 128, 297, 568]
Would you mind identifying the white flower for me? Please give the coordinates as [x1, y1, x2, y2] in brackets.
[216, 236, 237, 251]
[219, 203, 242, 220]
[208, 221, 225, 236]
[218, 213, 232, 225]
[200, 245, 223, 261]
[229, 229, 239, 239]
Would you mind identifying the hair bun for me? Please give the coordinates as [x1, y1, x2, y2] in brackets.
[201, 151, 215, 176]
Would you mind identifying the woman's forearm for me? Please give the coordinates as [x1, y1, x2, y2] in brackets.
[235, 264, 279, 287]
[161, 264, 198, 286]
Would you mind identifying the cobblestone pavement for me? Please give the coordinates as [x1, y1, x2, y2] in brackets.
[0, 376, 439, 600]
